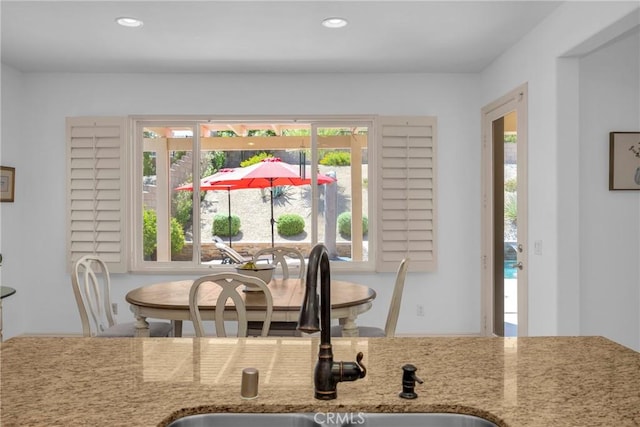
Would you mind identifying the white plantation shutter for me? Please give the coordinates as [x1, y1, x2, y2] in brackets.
[66, 117, 128, 273]
[377, 116, 437, 272]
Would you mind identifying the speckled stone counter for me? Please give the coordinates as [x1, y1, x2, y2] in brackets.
[1, 336, 638, 426]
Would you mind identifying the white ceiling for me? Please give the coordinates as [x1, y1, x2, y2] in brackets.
[1, 1, 562, 74]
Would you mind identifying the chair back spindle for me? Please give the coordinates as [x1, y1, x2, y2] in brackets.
[189, 273, 274, 337]
[72, 255, 172, 337]
[252, 246, 306, 280]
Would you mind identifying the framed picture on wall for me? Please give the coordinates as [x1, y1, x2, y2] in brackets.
[0, 166, 15, 202]
[609, 132, 640, 191]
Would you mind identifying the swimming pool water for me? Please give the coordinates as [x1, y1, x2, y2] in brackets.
[504, 260, 517, 279]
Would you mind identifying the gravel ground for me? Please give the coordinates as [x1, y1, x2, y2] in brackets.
[192, 165, 367, 245]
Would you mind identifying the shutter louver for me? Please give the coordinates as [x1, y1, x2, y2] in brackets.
[67, 117, 128, 273]
[377, 117, 437, 272]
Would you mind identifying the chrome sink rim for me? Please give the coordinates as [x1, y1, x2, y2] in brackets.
[166, 411, 500, 427]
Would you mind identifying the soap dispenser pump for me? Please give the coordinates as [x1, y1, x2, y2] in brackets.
[399, 364, 424, 399]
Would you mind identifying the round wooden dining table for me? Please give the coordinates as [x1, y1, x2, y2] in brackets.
[125, 278, 376, 337]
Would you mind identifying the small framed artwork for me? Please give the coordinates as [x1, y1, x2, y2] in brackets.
[609, 132, 640, 190]
[0, 166, 15, 202]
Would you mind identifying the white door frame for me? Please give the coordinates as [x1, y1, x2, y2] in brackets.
[481, 83, 529, 337]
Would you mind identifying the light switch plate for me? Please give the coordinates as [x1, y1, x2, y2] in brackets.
[534, 240, 542, 255]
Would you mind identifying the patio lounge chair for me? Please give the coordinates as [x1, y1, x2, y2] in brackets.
[215, 241, 251, 264]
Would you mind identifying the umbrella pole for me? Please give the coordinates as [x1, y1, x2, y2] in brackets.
[270, 185, 275, 248]
[227, 188, 232, 248]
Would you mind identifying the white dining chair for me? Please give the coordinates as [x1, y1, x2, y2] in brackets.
[71, 255, 172, 337]
[248, 246, 305, 337]
[332, 258, 410, 338]
[251, 246, 306, 280]
[189, 272, 273, 337]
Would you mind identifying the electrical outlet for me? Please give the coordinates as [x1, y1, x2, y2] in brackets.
[112, 303, 118, 315]
[416, 304, 425, 317]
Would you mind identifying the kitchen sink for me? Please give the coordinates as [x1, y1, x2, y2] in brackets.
[167, 412, 499, 427]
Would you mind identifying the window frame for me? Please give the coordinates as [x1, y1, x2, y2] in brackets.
[67, 114, 437, 275]
[129, 115, 376, 274]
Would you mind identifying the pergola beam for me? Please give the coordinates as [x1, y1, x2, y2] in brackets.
[143, 134, 368, 151]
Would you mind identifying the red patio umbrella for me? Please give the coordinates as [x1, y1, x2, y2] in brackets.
[208, 158, 335, 248]
[175, 168, 237, 247]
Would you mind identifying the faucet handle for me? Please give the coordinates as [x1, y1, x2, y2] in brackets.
[334, 351, 367, 382]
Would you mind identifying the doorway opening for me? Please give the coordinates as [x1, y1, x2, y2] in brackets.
[481, 84, 529, 337]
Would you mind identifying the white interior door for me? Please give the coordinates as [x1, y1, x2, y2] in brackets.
[481, 84, 529, 337]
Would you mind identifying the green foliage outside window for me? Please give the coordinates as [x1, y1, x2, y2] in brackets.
[212, 214, 241, 237]
[248, 129, 277, 137]
[277, 214, 305, 236]
[337, 212, 368, 237]
[172, 151, 227, 232]
[504, 192, 517, 224]
[171, 151, 187, 164]
[143, 209, 186, 259]
[173, 191, 193, 230]
[320, 151, 351, 166]
[240, 152, 273, 167]
[143, 209, 157, 257]
[170, 218, 186, 255]
[201, 151, 226, 178]
[143, 152, 155, 176]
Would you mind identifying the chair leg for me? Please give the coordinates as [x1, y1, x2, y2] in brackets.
[171, 320, 183, 337]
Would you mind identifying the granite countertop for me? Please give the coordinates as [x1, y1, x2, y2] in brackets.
[1, 336, 638, 426]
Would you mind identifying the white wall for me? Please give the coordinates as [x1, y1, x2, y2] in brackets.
[578, 29, 640, 349]
[481, 1, 639, 349]
[0, 65, 27, 338]
[3, 2, 639, 349]
[0, 70, 483, 338]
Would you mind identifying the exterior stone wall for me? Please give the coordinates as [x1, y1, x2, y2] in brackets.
[143, 152, 194, 211]
[172, 241, 354, 262]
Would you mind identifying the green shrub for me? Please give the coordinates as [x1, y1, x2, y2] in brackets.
[143, 209, 157, 258]
[248, 129, 277, 137]
[170, 218, 186, 255]
[277, 214, 305, 236]
[337, 212, 368, 237]
[240, 152, 273, 167]
[212, 214, 241, 236]
[201, 151, 227, 178]
[504, 192, 517, 224]
[143, 152, 155, 176]
[173, 191, 193, 229]
[143, 209, 186, 259]
[171, 150, 187, 164]
[320, 151, 351, 166]
[504, 178, 517, 193]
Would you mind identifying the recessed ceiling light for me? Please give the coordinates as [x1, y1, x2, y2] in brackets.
[116, 17, 143, 28]
[322, 17, 348, 29]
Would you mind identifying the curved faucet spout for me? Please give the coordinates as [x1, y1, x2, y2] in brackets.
[297, 244, 366, 400]
[298, 244, 330, 339]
